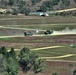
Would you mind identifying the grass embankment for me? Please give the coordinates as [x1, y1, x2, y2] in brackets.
[0, 37, 76, 61]
[9, 46, 76, 61]
[0, 34, 76, 43]
[5, 23, 76, 30]
[0, 15, 76, 25]
[0, 16, 76, 30]
[0, 15, 76, 61]
[32, 46, 76, 56]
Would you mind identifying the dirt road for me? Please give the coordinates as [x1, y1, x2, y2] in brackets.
[31, 46, 62, 50]
[40, 54, 75, 59]
[48, 8, 76, 13]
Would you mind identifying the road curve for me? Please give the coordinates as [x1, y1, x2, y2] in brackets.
[40, 54, 75, 59]
[31, 46, 63, 50]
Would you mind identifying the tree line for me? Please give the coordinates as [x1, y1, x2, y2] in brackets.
[39, 0, 71, 12]
[0, 46, 45, 75]
[0, 0, 42, 15]
[0, 0, 76, 16]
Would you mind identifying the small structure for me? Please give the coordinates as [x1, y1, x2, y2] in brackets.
[29, 12, 49, 16]
[24, 31, 33, 36]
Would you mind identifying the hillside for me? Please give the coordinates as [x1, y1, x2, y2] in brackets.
[0, 0, 76, 14]
[25, 0, 76, 11]
[20, 0, 76, 11]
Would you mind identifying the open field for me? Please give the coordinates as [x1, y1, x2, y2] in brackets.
[0, 15, 76, 25]
[2, 23, 76, 30]
[0, 15, 76, 75]
[18, 60, 76, 75]
[0, 35, 76, 48]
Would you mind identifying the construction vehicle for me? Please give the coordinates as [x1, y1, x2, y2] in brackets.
[24, 31, 33, 36]
[44, 30, 53, 35]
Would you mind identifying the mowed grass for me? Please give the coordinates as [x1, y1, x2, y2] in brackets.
[54, 56, 76, 61]
[6, 23, 76, 30]
[0, 34, 76, 43]
[0, 15, 76, 61]
[0, 15, 76, 30]
[32, 46, 76, 61]
[32, 46, 76, 57]
[0, 15, 76, 25]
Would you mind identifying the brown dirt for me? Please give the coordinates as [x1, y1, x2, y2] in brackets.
[18, 60, 76, 75]
[0, 35, 76, 48]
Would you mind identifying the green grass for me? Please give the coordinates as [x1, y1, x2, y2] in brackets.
[0, 15, 76, 61]
[53, 55, 76, 61]
[0, 37, 55, 43]
[0, 16, 76, 26]
[6, 24, 76, 30]
[32, 46, 76, 58]
[0, 38, 12, 41]
[0, 15, 76, 31]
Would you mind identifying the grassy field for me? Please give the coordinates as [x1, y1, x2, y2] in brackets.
[0, 15, 76, 31]
[4, 23, 76, 30]
[0, 15, 76, 25]
[0, 35, 76, 48]
[0, 15, 76, 75]
[33, 46, 76, 56]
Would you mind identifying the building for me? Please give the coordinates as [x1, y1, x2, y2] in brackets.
[29, 12, 49, 16]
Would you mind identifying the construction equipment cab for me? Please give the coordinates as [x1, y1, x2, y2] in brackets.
[44, 30, 53, 35]
[24, 31, 33, 36]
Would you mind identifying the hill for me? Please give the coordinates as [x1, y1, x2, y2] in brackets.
[18, 0, 76, 11]
[0, 0, 76, 15]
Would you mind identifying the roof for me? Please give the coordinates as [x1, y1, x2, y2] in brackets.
[29, 12, 49, 16]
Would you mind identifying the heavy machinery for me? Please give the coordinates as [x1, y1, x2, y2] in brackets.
[44, 30, 53, 35]
[24, 31, 33, 36]
[24, 30, 53, 36]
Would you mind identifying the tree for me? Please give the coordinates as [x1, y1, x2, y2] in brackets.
[52, 73, 58, 75]
[0, 54, 7, 75]
[40, 0, 60, 11]
[9, 47, 16, 59]
[0, 46, 19, 75]
[52, 0, 60, 5]
[0, 46, 44, 75]
[24, 8, 30, 15]
[0, 46, 7, 56]
[40, 4, 47, 12]
[74, 0, 76, 3]
[19, 47, 45, 74]
[19, 48, 31, 72]
[6, 47, 19, 75]
[1, 0, 9, 6]
[61, 0, 70, 7]
[73, 70, 76, 75]
[31, 0, 41, 5]
[12, 9, 18, 15]
[31, 55, 44, 73]
[8, 0, 15, 5]
[6, 57, 19, 75]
